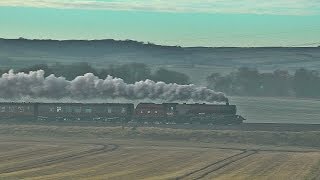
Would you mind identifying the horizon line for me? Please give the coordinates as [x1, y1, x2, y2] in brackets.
[1, 37, 319, 48]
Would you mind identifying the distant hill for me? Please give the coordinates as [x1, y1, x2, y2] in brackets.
[0, 38, 320, 79]
[0, 38, 187, 67]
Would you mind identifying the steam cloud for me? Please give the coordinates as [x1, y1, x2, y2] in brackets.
[0, 70, 228, 103]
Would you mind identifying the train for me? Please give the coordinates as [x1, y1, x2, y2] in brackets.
[0, 102, 245, 125]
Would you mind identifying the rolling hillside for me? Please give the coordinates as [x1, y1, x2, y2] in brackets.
[1, 38, 319, 70]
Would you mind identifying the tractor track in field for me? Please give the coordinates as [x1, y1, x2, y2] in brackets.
[176, 150, 258, 180]
[0, 143, 119, 174]
[0, 147, 65, 162]
[175, 146, 320, 180]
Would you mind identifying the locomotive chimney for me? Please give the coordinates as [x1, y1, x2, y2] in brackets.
[226, 99, 230, 106]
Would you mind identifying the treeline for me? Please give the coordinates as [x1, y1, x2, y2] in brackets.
[1, 62, 320, 98]
[0, 62, 190, 85]
[207, 67, 320, 98]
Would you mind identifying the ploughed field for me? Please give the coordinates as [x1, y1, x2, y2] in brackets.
[1, 125, 320, 180]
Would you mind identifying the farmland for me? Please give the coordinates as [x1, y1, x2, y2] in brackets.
[231, 96, 320, 124]
[0, 124, 320, 179]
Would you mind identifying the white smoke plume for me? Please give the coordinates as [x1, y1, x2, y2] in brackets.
[0, 70, 228, 103]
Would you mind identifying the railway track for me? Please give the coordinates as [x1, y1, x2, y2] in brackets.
[176, 150, 258, 180]
[0, 143, 119, 174]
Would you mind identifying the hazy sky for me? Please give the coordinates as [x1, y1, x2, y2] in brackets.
[0, 0, 320, 47]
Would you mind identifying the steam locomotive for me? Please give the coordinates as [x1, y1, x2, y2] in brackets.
[0, 101, 245, 125]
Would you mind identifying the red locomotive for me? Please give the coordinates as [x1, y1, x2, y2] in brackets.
[134, 103, 244, 124]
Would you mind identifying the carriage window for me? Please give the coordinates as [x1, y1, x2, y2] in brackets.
[0, 106, 5, 112]
[74, 107, 82, 113]
[9, 106, 14, 112]
[107, 107, 112, 113]
[85, 108, 92, 113]
[147, 111, 151, 114]
[140, 110, 143, 114]
[121, 108, 126, 114]
[18, 106, 24, 112]
[155, 111, 158, 114]
[66, 107, 73, 113]
[57, 107, 62, 112]
[49, 107, 55, 112]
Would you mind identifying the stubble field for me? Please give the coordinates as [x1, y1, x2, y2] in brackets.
[0, 124, 320, 180]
